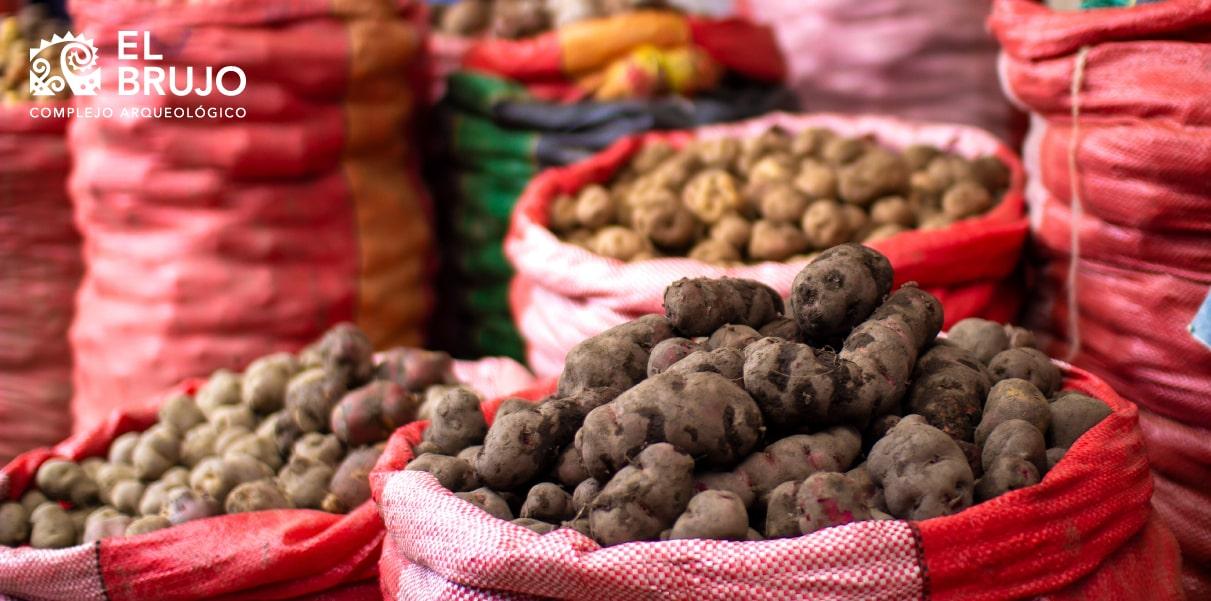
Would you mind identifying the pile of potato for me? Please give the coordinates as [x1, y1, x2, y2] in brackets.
[0, 324, 472, 548]
[549, 127, 1011, 264]
[436, 0, 694, 39]
[406, 244, 1109, 545]
[1, 6, 71, 104]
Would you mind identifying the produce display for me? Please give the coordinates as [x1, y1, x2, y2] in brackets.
[1, 6, 70, 103]
[435, 0, 694, 38]
[405, 243, 1109, 545]
[548, 127, 1011, 263]
[0, 324, 477, 548]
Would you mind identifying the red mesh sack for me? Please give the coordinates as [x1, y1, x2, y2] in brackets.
[66, 0, 436, 432]
[0, 104, 81, 464]
[372, 365, 1182, 600]
[505, 112, 1028, 377]
[992, 1, 1211, 594]
[0, 355, 531, 601]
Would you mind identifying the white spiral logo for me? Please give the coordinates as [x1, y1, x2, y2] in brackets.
[29, 32, 101, 97]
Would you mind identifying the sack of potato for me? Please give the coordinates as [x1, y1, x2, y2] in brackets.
[429, 48, 793, 361]
[0, 8, 82, 463]
[66, 0, 436, 432]
[373, 244, 1181, 600]
[506, 111, 1028, 377]
[738, 0, 1014, 140]
[0, 323, 532, 600]
[992, 2, 1211, 595]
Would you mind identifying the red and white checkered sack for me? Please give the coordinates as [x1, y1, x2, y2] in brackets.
[991, 1, 1211, 596]
[372, 365, 1183, 601]
[0, 356, 532, 601]
[505, 112, 1029, 378]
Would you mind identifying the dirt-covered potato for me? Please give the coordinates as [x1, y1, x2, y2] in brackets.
[456, 488, 514, 521]
[668, 490, 748, 541]
[867, 415, 974, 520]
[225, 480, 293, 514]
[323, 445, 385, 513]
[0, 502, 29, 546]
[947, 318, 1010, 365]
[1048, 392, 1111, 449]
[242, 353, 300, 414]
[30, 503, 76, 549]
[286, 368, 347, 433]
[109, 431, 140, 466]
[519, 482, 574, 522]
[375, 348, 455, 392]
[589, 443, 694, 545]
[551, 127, 1003, 265]
[126, 515, 172, 537]
[975, 379, 1051, 447]
[36, 460, 99, 506]
[293, 432, 344, 468]
[158, 393, 205, 433]
[161, 487, 219, 526]
[332, 381, 420, 447]
[134, 424, 183, 480]
[180, 423, 221, 467]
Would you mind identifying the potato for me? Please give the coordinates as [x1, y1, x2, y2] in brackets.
[286, 368, 347, 433]
[683, 169, 742, 224]
[549, 194, 580, 232]
[225, 480, 292, 514]
[759, 184, 810, 224]
[189, 454, 273, 505]
[688, 239, 741, 264]
[633, 204, 696, 251]
[35, 460, 98, 506]
[292, 433, 344, 468]
[278, 456, 333, 510]
[511, 518, 557, 534]
[574, 185, 616, 229]
[669, 490, 748, 541]
[708, 213, 751, 249]
[323, 445, 385, 513]
[663, 277, 782, 338]
[800, 199, 851, 250]
[787, 243, 893, 344]
[867, 415, 974, 520]
[133, 424, 182, 480]
[421, 387, 486, 455]
[158, 393, 205, 433]
[30, 503, 76, 548]
[196, 369, 242, 418]
[111, 479, 146, 515]
[374, 348, 455, 392]
[693, 137, 741, 170]
[180, 423, 220, 467]
[793, 472, 872, 535]
[243, 353, 300, 414]
[590, 226, 646, 261]
[821, 137, 868, 166]
[947, 318, 1010, 365]
[125, 515, 171, 537]
[975, 378, 1051, 447]
[1048, 392, 1111, 449]
[577, 371, 763, 480]
[161, 487, 219, 526]
[108, 431, 140, 466]
[870, 196, 915, 227]
[0, 502, 30, 546]
[83, 507, 131, 543]
[589, 443, 694, 545]
[519, 482, 574, 522]
[456, 488, 514, 521]
[903, 144, 941, 171]
[975, 456, 1040, 502]
[257, 410, 303, 457]
[333, 381, 421, 447]
[748, 220, 808, 262]
[794, 159, 839, 199]
[838, 149, 910, 206]
[982, 419, 1047, 475]
[942, 181, 994, 219]
[707, 324, 761, 351]
[223, 433, 283, 471]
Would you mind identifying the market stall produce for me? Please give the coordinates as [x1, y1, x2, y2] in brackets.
[427, 10, 791, 361]
[374, 245, 1180, 600]
[0, 323, 532, 600]
[67, 0, 436, 432]
[507, 112, 1028, 377]
[738, 0, 1014, 141]
[0, 6, 80, 463]
[992, 1, 1211, 596]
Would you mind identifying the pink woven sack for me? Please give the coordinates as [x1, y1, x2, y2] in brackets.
[0, 105, 81, 464]
[372, 365, 1182, 600]
[0, 356, 531, 601]
[736, 0, 1014, 141]
[991, 1, 1211, 595]
[506, 111, 1028, 377]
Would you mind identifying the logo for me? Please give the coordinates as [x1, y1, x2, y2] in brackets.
[29, 32, 101, 97]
